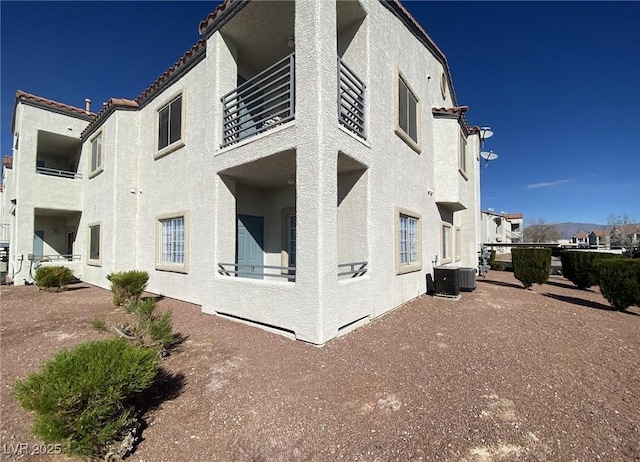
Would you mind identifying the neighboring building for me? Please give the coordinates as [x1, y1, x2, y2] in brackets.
[480, 210, 523, 253]
[610, 224, 640, 249]
[2, 0, 482, 344]
[589, 230, 611, 249]
[571, 232, 589, 246]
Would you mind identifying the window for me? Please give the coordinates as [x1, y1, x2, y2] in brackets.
[88, 223, 101, 266]
[90, 132, 103, 175]
[395, 69, 421, 153]
[441, 222, 452, 264]
[395, 207, 422, 274]
[455, 226, 462, 262]
[157, 95, 183, 153]
[400, 215, 418, 265]
[156, 213, 188, 273]
[459, 131, 467, 176]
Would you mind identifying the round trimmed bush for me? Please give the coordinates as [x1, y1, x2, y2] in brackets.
[13, 338, 158, 457]
[595, 259, 640, 310]
[512, 247, 551, 289]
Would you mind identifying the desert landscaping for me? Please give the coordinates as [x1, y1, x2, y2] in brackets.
[1, 270, 639, 461]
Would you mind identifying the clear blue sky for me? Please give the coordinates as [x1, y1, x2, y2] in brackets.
[2, 1, 639, 225]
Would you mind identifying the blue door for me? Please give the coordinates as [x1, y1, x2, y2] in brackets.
[237, 215, 264, 279]
[33, 230, 44, 257]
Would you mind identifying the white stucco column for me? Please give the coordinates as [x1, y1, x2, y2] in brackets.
[294, 0, 339, 344]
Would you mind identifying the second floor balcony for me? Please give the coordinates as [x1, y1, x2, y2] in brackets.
[220, 53, 366, 149]
[221, 53, 296, 149]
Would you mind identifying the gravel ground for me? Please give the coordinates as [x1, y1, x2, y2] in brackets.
[1, 271, 639, 461]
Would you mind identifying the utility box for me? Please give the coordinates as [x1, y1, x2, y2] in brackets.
[434, 267, 460, 297]
[459, 267, 477, 291]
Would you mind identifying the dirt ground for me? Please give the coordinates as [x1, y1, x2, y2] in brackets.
[1, 271, 639, 461]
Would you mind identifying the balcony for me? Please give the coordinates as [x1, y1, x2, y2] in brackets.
[221, 53, 295, 149]
[338, 57, 365, 139]
[36, 166, 82, 180]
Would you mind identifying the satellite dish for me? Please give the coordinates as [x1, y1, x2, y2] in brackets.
[480, 127, 494, 140]
[480, 150, 499, 168]
[480, 151, 499, 161]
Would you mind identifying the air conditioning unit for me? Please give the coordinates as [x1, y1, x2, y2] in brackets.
[433, 267, 460, 297]
[459, 267, 477, 291]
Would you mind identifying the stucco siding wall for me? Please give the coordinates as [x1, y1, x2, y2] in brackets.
[9, 104, 88, 284]
[134, 58, 209, 302]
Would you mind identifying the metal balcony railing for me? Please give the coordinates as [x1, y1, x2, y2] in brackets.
[338, 58, 366, 139]
[218, 263, 296, 282]
[221, 53, 295, 148]
[338, 261, 368, 278]
[36, 166, 82, 179]
[35, 254, 81, 263]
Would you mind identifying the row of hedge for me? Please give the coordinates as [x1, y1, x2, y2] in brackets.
[511, 248, 640, 310]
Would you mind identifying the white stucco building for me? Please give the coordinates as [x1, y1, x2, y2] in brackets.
[3, 0, 483, 344]
[480, 210, 523, 254]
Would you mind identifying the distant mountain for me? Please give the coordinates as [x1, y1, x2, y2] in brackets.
[553, 222, 609, 239]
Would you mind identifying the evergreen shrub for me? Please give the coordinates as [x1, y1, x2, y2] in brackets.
[106, 270, 149, 308]
[512, 247, 551, 289]
[130, 298, 175, 353]
[34, 266, 74, 291]
[488, 250, 506, 271]
[560, 251, 620, 289]
[595, 259, 640, 310]
[13, 338, 158, 458]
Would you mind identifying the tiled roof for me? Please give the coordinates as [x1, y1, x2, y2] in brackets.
[81, 39, 206, 139]
[482, 210, 524, 221]
[80, 98, 139, 138]
[198, 0, 237, 36]
[503, 213, 523, 220]
[432, 106, 479, 136]
[591, 230, 610, 237]
[383, 0, 459, 107]
[573, 233, 588, 239]
[616, 224, 640, 234]
[2, 156, 13, 168]
[15, 90, 95, 120]
[136, 39, 206, 104]
[432, 106, 469, 115]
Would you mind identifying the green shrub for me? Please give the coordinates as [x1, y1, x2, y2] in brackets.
[33, 266, 74, 291]
[560, 251, 620, 289]
[512, 247, 551, 289]
[13, 338, 158, 458]
[595, 259, 640, 310]
[107, 270, 149, 308]
[130, 298, 175, 353]
[91, 316, 108, 332]
[488, 250, 506, 271]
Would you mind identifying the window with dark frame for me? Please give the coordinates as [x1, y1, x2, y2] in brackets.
[158, 95, 182, 151]
[398, 77, 418, 143]
[459, 131, 467, 173]
[91, 133, 102, 172]
[89, 225, 100, 260]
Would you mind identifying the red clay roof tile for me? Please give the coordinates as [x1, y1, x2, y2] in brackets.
[432, 106, 469, 115]
[15, 90, 95, 120]
[503, 213, 523, 220]
[136, 39, 206, 104]
[198, 0, 237, 36]
[80, 98, 139, 138]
